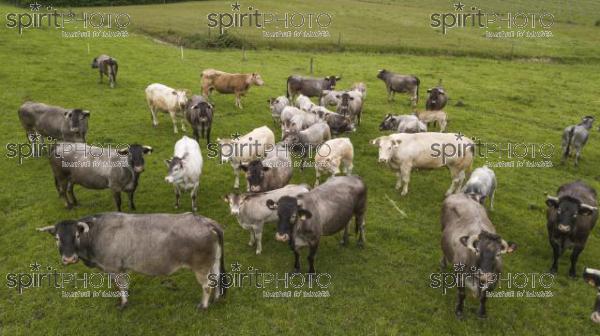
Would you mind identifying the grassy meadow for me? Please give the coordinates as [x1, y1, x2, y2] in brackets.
[1, 1, 600, 335]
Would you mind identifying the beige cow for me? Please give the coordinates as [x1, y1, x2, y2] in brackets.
[314, 137, 354, 186]
[201, 69, 264, 109]
[415, 110, 448, 132]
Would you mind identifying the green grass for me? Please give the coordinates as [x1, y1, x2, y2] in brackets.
[1, 2, 600, 335]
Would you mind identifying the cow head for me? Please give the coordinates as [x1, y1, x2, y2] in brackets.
[427, 87, 446, 105]
[460, 230, 516, 285]
[240, 160, 269, 192]
[172, 90, 189, 110]
[371, 136, 400, 163]
[583, 267, 600, 288]
[269, 96, 289, 113]
[379, 114, 396, 131]
[223, 193, 245, 215]
[282, 131, 302, 148]
[324, 75, 341, 90]
[164, 153, 188, 184]
[91, 57, 99, 68]
[326, 114, 355, 133]
[335, 92, 354, 116]
[251, 73, 265, 86]
[38, 220, 90, 265]
[64, 109, 90, 135]
[376, 69, 388, 80]
[187, 100, 213, 122]
[546, 195, 597, 233]
[580, 116, 595, 130]
[266, 196, 301, 242]
[117, 144, 153, 173]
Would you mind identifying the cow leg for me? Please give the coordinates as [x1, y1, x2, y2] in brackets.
[170, 112, 178, 134]
[235, 93, 242, 109]
[478, 290, 488, 318]
[307, 244, 318, 274]
[206, 125, 212, 144]
[395, 172, 403, 191]
[355, 212, 366, 247]
[254, 226, 263, 255]
[446, 169, 465, 196]
[574, 147, 581, 167]
[57, 178, 71, 209]
[174, 185, 181, 209]
[314, 168, 321, 187]
[489, 185, 496, 211]
[387, 87, 393, 102]
[193, 127, 200, 143]
[248, 228, 256, 247]
[569, 246, 584, 278]
[149, 104, 158, 127]
[98, 70, 103, 83]
[113, 192, 122, 212]
[128, 191, 135, 211]
[67, 181, 78, 206]
[293, 249, 301, 273]
[400, 166, 411, 196]
[340, 224, 349, 246]
[194, 270, 212, 310]
[191, 184, 199, 212]
[180, 117, 187, 132]
[439, 256, 448, 272]
[345, 160, 353, 175]
[549, 239, 560, 274]
[111, 273, 129, 309]
[233, 166, 240, 189]
[455, 285, 466, 319]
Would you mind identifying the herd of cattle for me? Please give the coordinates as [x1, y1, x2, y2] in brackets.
[16, 54, 600, 321]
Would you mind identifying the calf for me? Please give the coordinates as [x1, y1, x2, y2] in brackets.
[145, 83, 189, 134]
[463, 166, 496, 210]
[314, 138, 353, 186]
[186, 95, 214, 143]
[268, 96, 290, 124]
[336, 91, 363, 126]
[201, 69, 264, 109]
[283, 122, 331, 169]
[545, 181, 598, 277]
[224, 184, 309, 254]
[583, 267, 600, 323]
[441, 193, 517, 319]
[286, 75, 341, 101]
[38, 212, 225, 310]
[296, 94, 317, 112]
[319, 90, 344, 107]
[416, 110, 448, 132]
[371, 132, 474, 196]
[376, 69, 420, 107]
[91, 54, 118, 88]
[311, 106, 355, 134]
[425, 86, 447, 111]
[50, 142, 152, 211]
[241, 143, 292, 193]
[561, 116, 594, 166]
[217, 126, 275, 189]
[266, 176, 366, 273]
[18, 102, 90, 145]
[378, 114, 426, 133]
[165, 136, 203, 212]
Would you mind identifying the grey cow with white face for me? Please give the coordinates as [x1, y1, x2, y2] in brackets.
[37, 212, 226, 310]
[18, 102, 90, 148]
[441, 193, 517, 319]
[561, 116, 594, 166]
[266, 176, 367, 273]
[376, 69, 420, 107]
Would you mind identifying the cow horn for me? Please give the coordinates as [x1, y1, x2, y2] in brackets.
[581, 203, 598, 212]
[546, 195, 559, 202]
[37, 225, 55, 233]
[77, 222, 90, 233]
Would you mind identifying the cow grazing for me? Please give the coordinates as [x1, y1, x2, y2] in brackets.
[371, 133, 474, 196]
[201, 69, 264, 109]
[283, 122, 331, 169]
[18, 102, 90, 146]
[224, 184, 309, 254]
[217, 126, 275, 189]
[311, 106, 355, 134]
[49, 142, 152, 211]
[378, 114, 426, 133]
[583, 267, 600, 323]
[145, 83, 189, 134]
[415, 110, 448, 132]
[320, 90, 344, 107]
[545, 181, 598, 277]
[286, 75, 341, 101]
[463, 166, 496, 210]
[268, 96, 290, 124]
[37, 212, 226, 310]
[336, 91, 364, 126]
[426, 86, 447, 111]
[350, 82, 367, 99]
[241, 143, 293, 193]
[376, 69, 420, 107]
[91, 54, 118, 88]
[441, 193, 517, 319]
[266, 175, 367, 273]
[165, 136, 203, 212]
[185, 95, 214, 143]
[314, 138, 353, 186]
[296, 94, 317, 112]
[561, 116, 594, 166]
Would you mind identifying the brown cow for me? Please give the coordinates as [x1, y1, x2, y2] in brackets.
[201, 69, 264, 109]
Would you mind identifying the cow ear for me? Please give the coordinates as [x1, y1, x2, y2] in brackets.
[37, 225, 56, 235]
[64, 111, 72, 118]
[222, 194, 230, 203]
[240, 164, 248, 172]
[501, 240, 517, 254]
[298, 209, 312, 220]
[349, 96, 355, 101]
[117, 147, 129, 155]
[82, 110, 90, 118]
[262, 166, 270, 172]
[266, 199, 277, 210]
[579, 203, 597, 216]
[545, 196, 559, 208]
[172, 91, 178, 95]
[370, 138, 381, 146]
[392, 139, 402, 147]
[142, 146, 153, 154]
[335, 94, 341, 99]
[335, 76, 342, 81]
[77, 222, 90, 233]
[427, 89, 432, 93]
[164, 159, 171, 167]
[460, 235, 479, 254]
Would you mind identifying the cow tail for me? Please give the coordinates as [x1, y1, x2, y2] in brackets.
[286, 76, 291, 99]
[214, 225, 227, 297]
[415, 76, 420, 104]
[565, 126, 575, 157]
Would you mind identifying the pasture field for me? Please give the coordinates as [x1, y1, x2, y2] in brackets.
[1, 1, 600, 335]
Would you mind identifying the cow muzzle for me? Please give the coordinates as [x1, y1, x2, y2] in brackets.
[478, 272, 496, 284]
[275, 233, 289, 242]
[133, 166, 144, 173]
[62, 255, 79, 265]
[165, 176, 174, 183]
[592, 311, 600, 324]
[557, 224, 571, 233]
[378, 158, 389, 164]
[249, 185, 261, 192]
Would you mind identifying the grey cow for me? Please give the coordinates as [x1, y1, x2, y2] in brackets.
[18, 102, 90, 149]
[379, 114, 426, 133]
[441, 193, 517, 319]
[185, 95, 214, 143]
[286, 75, 341, 101]
[91, 54, 118, 88]
[463, 165, 496, 210]
[37, 212, 226, 310]
[49, 142, 152, 211]
[561, 116, 594, 166]
[336, 91, 364, 126]
[283, 122, 331, 169]
[425, 86, 448, 111]
[376, 69, 420, 107]
[266, 175, 367, 273]
[241, 143, 293, 193]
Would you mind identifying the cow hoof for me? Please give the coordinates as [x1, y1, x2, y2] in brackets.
[477, 313, 487, 319]
[549, 267, 557, 274]
[174, 204, 179, 209]
[339, 239, 348, 246]
[455, 311, 464, 320]
[255, 250, 262, 255]
[568, 271, 577, 279]
[117, 302, 128, 310]
[357, 241, 365, 248]
[196, 303, 208, 311]
[400, 191, 408, 196]
[192, 207, 198, 212]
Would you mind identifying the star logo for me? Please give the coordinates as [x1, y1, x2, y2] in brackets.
[454, 132, 464, 141]
[230, 132, 241, 140]
[453, 262, 465, 272]
[30, 262, 41, 272]
[231, 1, 241, 11]
[29, 2, 42, 11]
[454, 2, 465, 11]
[231, 261, 241, 272]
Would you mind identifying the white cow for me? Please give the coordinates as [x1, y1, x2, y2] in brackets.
[295, 94, 317, 112]
[268, 96, 290, 124]
[463, 165, 496, 210]
[165, 136, 203, 212]
[145, 83, 189, 133]
[371, 132, 474, 196]
[217, 126, 275, 189]
[314, 137, 354, 186]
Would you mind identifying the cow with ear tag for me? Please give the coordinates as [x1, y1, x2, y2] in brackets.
[441, 193, 517, 319]
[165, 136, 203, 212]
[266, 175, 367, 274]
[545, 181, 598, 277]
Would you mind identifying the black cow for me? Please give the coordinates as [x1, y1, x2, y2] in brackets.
[426, 86, 448, 111]
[186, 95, 214, 143]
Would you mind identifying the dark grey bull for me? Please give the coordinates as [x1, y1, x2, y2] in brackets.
[426, 86, 448, 111]
[546, 181, 598, 277]
[561, 116, 594, 166]
[376, 69, 420, 107]
[49, 142, 152, 211]
[441, 193, 517, 319]
[92, 54, 118, 88]
[186, 95, 214, 143]
[266, 175, 367, 273]
[19, 102, 89, 146]
[286, 75, 341, 100]
[37, 212, 226, 310]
